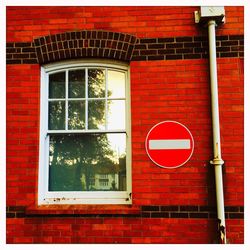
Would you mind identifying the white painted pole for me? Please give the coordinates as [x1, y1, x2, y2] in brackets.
[208, 20, 226, 244]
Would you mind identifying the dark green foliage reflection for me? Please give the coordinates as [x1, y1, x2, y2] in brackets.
[49, 72, 65, 98]
[69, 70, 85, 98]
[49, 134, 126, 192]
[68, 101, 85, 129]
[88, 100, 105, 129]
[49, 101, 65, 130]
[88, 69, 105, 98]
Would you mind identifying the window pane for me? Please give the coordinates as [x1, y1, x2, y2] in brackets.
[107, 100, 125, 130]
[49, 133, 126, 191]
[88, 100, 105, 130]
[49, 101, 65, 130]
[49, 72, 65, 99]
[108, 70, 125, 98]
[68, 101, 85, 130]
[69, 70, 85, 98]
[88, 69, 105, 98]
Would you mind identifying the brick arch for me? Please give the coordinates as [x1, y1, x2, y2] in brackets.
[33, 30, 137, 64]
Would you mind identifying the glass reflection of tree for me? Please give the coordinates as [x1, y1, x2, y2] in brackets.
[49, 134, 116, 191]
[49, 69, 124, 192]
[49, 101, 65, 130]
[49, 72, 66, 130]
[88, 69, 106, 129]
[68, 70, 85, 130]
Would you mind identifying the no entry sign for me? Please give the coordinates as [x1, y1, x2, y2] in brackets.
[145, 121, 194, 169]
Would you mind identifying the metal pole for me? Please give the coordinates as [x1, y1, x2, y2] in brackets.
[207, 19, 226, 244]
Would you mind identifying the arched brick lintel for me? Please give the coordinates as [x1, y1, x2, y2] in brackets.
[33, 30, 137, 64]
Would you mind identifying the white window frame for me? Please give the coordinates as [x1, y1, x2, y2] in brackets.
[38, 60, 132, 205]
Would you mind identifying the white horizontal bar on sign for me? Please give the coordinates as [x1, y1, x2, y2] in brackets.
[149, 139, 191, 150]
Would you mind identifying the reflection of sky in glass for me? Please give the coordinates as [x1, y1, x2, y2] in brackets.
[106, 70, 126, 160]
[107, 133, 126, 163]
[107, 100, 125, 130]
[108, 71, 125, 98]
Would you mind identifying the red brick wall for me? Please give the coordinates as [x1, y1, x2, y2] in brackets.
[130, 58, 244, 207]
[6, 218, 244, 244]
[131, 59, 212, 205]
[7, 6, 243, 41]
[7, 65, 40, 207]
[6, 6, 244, 244]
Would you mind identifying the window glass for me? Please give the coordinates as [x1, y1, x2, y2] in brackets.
[88, 69, 105, 98]
[48, 101, 65, 130]
[49, 133, 126, 191]
[49, 72, 65, 99]
[69, 70, 85, 98]
[88, 100, 105, 130]
[108, 70, 125, 98]
[107, 100, 125, 130]
[68, 101, 85, 130]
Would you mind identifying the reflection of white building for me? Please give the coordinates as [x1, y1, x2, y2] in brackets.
[79, 157, 126, 191]
[81, 173, 119, 191]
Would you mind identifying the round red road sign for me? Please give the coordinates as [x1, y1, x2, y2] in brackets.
[145, 121, 194, 169]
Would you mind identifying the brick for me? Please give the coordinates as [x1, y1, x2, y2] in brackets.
[221, 41, 239, 46]
[184, 54, 201, 59]
[166, 43, 183, 48]
[217, 35, 229, 41]
[165, 54, 182, 60]
[229, 35, 244, 40]
[147, 55, 165, 60]
[7, 59, 22, 64]
[189, 213, 209, 218]
[158, 49, 175, 54]
[184, 42, 201, 48]
[158, 37, 175, 43]
[151, 212, 169, 218]
[176, 37, 193, 42]
[131, 55, 147, 61]
[180, 206, 199, 211]
[176, 48, 193, 54]
[148, 43, 165, 49]
[220, 52, 239, 58]
[229, 213, 244, 219]
[141, 206, 159, 211]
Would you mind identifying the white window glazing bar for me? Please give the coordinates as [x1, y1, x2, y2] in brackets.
[46, 73, 49, 131]
[65, 70, 69, 130]
[66, 98, 86, 101]
[48, 98, 67, 101]
[105, 68, 108, 130]
[85, 97, 126, 101]
[46, 72, 50, 193]
[47, 129, 127, 134]
[85, 68, 88, 130]
[45, 134, 50, 194]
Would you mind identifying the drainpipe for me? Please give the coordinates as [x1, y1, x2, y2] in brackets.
[208, 19, 226, 244]
[194, 7, 226, 243]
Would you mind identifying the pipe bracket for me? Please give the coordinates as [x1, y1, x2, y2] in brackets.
[210, 158, 224, 165]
